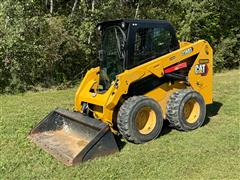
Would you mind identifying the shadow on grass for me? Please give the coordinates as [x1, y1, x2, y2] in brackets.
[161, 120, 172, 136]
[115, 135, 127, 150]
[203, 101, 223, 126]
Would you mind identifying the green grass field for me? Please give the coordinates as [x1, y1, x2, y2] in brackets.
[0, 70, 239, 179]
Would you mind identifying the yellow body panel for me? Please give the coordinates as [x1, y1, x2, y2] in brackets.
[144, 81, 186, 118]
[74, 40, 213, 131]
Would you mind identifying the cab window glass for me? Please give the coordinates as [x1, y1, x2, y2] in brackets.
[133, 27, 173, 65]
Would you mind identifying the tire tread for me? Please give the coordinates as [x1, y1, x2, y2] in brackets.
[166, 89, 193, 130]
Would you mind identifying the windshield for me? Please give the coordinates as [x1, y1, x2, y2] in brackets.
[99, 25, 126, 90]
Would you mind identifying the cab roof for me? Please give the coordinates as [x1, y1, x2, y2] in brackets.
[97, 19, 172, 28]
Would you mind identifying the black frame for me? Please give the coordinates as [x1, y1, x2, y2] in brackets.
[97, 19, 179, 71]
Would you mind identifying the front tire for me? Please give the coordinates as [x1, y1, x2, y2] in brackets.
[117, 96, 163, 144]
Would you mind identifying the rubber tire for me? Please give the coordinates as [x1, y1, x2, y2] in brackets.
[117, 96, 163, 144]
[166, 89, 206, 131]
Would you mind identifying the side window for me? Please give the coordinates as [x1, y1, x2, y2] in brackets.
[133, 27, 173, 65]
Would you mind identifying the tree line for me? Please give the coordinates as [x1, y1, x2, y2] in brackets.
[0, 0, 239, 93]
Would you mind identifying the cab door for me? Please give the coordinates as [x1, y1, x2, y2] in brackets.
[126, 22, 179, 69]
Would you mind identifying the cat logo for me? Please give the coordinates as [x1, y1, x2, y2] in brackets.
[195, 64, 208, 75]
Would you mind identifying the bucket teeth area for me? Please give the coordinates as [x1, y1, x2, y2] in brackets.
[29, 108, 118, 165]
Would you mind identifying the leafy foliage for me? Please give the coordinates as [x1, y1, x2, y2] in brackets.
[0, 0, 239, 93]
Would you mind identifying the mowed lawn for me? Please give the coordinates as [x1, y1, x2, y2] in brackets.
[0, 70, 239, 179]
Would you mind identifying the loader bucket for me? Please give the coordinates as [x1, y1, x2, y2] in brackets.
[28, 108, 119, 166]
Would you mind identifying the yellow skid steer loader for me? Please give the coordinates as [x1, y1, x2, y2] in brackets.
[29, 19, 213, 166]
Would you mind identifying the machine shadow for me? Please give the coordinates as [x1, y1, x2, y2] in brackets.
[203, 101, 223, 126]
[161, 120, 172, 136]
[114, 135, 127, 150]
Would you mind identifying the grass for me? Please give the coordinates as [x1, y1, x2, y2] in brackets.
[0, 70, 239, 179]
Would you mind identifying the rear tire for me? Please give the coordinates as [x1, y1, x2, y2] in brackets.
[117, 96, 163, 144]
[166, 89, 206, 131]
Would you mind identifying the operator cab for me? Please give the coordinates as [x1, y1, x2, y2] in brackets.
[97, 19, 179, 90]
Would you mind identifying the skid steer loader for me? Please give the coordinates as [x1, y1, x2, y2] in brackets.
[29, 19, 213, 166]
